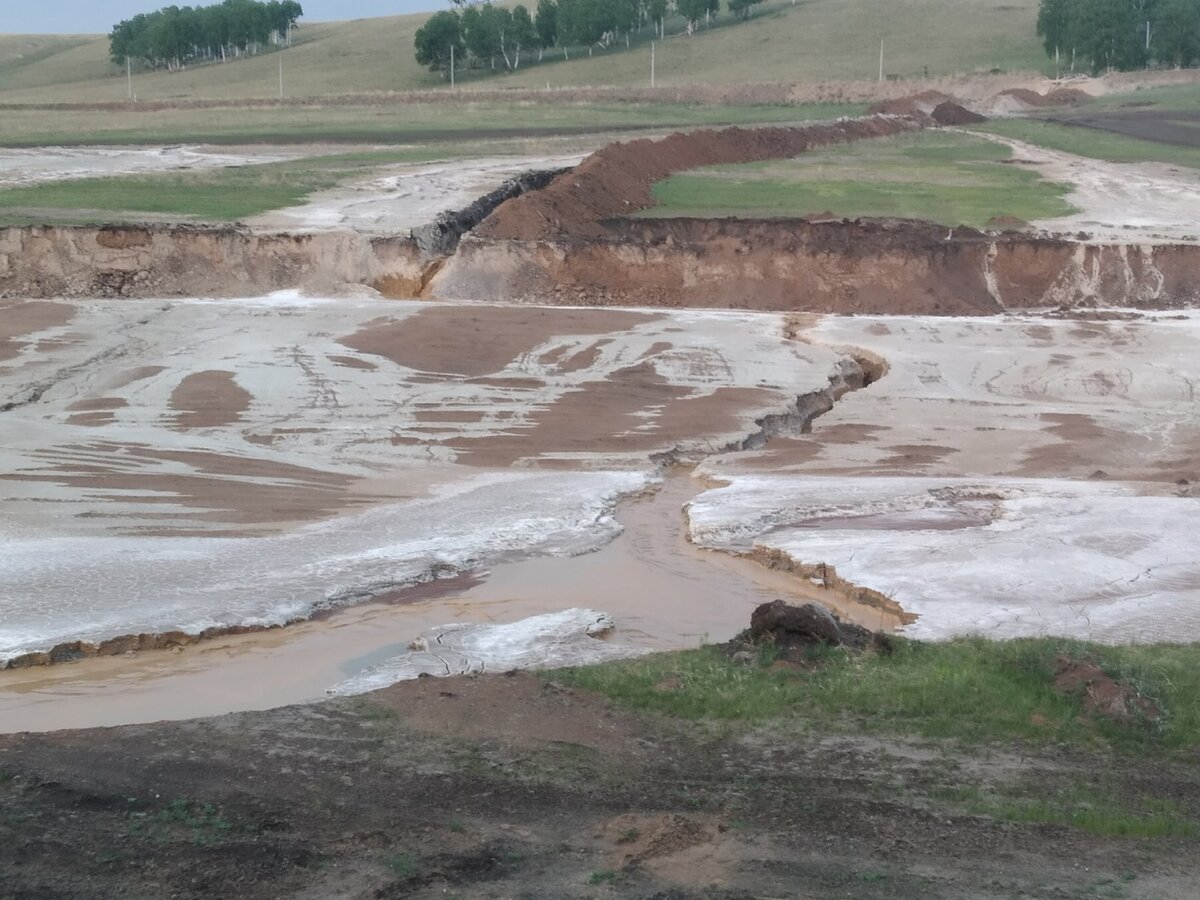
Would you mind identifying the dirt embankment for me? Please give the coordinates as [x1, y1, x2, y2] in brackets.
[477, 116, 925, 241]
[0, 224, 429, 300]
[433, 115, 1200, 312]
[438, 214, 1200, 313]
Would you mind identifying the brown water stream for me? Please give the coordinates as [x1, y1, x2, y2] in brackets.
[0, 471, 896, 734]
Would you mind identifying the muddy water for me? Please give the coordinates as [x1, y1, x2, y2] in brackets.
[0, 472, 891, 734]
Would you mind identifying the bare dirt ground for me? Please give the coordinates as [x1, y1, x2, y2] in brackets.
[982, 134, 1200, 242]
[2, 671, 1199, 900]
[0, 146, 299, 187]
[246, 154, 585, 234]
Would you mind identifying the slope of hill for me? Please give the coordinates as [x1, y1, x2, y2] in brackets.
[0, 0, 1046, 104]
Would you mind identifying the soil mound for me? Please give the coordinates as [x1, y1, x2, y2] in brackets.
[721, 600, 893, 661]
[998, 87, 1052, 107]
[983, 86, 1091, 116]
[931, 101, 986, 125]
[475, 116, 924, 242]
[867, 90, 952, 116]
[1052, 654, 1160, 724]
[1045, 87, 1092, 105]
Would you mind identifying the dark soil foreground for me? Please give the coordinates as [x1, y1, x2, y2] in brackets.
[1, 672, 1197, 900]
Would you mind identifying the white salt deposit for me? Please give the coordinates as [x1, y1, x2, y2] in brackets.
[0, 470, 649, 663]
[688, 474, 1200, 643]
[327, 608, 647, 694]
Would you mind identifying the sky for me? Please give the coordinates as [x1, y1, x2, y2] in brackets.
[2, 1, 437, 35]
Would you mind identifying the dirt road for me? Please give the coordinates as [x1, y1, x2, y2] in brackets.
[985, 134, 1200, 242]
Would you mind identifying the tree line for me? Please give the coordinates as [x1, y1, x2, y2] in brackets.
[110, 0, 304, 71]
[1037, 0, 1200, 72]
[414, 0, 765, 76]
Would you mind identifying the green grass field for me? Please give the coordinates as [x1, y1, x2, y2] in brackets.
[556, 635, 1200, 754]
[0, 100, 860, 147]
[0, 101, 863, 224]
[0, 148, 460, 225]
[643, 130, 1074, 226]
[555, 634, 1200, 839]
[0, 0, 1047, 104]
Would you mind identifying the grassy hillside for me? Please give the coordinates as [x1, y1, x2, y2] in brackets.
[0, 0, 1047, 104]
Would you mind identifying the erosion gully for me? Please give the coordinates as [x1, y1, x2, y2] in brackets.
[0, 409, 897, 734]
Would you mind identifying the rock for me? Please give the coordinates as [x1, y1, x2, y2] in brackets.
[750, 600, 841, 646]
[47, 641, 98, 664]
[730, 650, 756, 666]
[5, 651, 51, 669]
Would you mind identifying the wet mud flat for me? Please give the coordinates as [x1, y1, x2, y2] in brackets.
[3, 300, 1199, 729]
[0, 296, 865, 678]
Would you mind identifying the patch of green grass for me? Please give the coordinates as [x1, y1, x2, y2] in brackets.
[616, 826, 640, 844]
[0, 101, 862, 148]
[587, 869, 618, 884]
[973, 118, 1200, 170]
[644, 130, 1074, 227]
[0, 147, 452, 224]
[385, 851, 419, 879]
[942, 784, 1197, 838]
[552, 637, 1200, 755]
[0, 769, 11, 783]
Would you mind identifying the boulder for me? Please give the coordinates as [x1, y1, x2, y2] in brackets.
[750, 600, 842, 645]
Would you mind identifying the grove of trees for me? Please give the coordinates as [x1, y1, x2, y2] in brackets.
[110, 0, 304, 71]
[414, 0, 764, 76]
[1037, 0, 1200, 73]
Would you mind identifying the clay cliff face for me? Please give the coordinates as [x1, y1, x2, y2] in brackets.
[434, 218, 1200, 313]
[0, 225, 425, 300]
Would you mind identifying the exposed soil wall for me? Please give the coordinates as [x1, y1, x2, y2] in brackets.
[0, 224, 426, 299]
[435, 218, 1200, 313]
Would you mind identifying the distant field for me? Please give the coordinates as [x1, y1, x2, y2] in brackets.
[977, 119, 1200, 169]
[642, 130, 1074, 227]
[0, 102, 869, 224]
[0, 148, 456, 226]
[0, 100, 861, 147]
[0, 0, 1047, 105]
